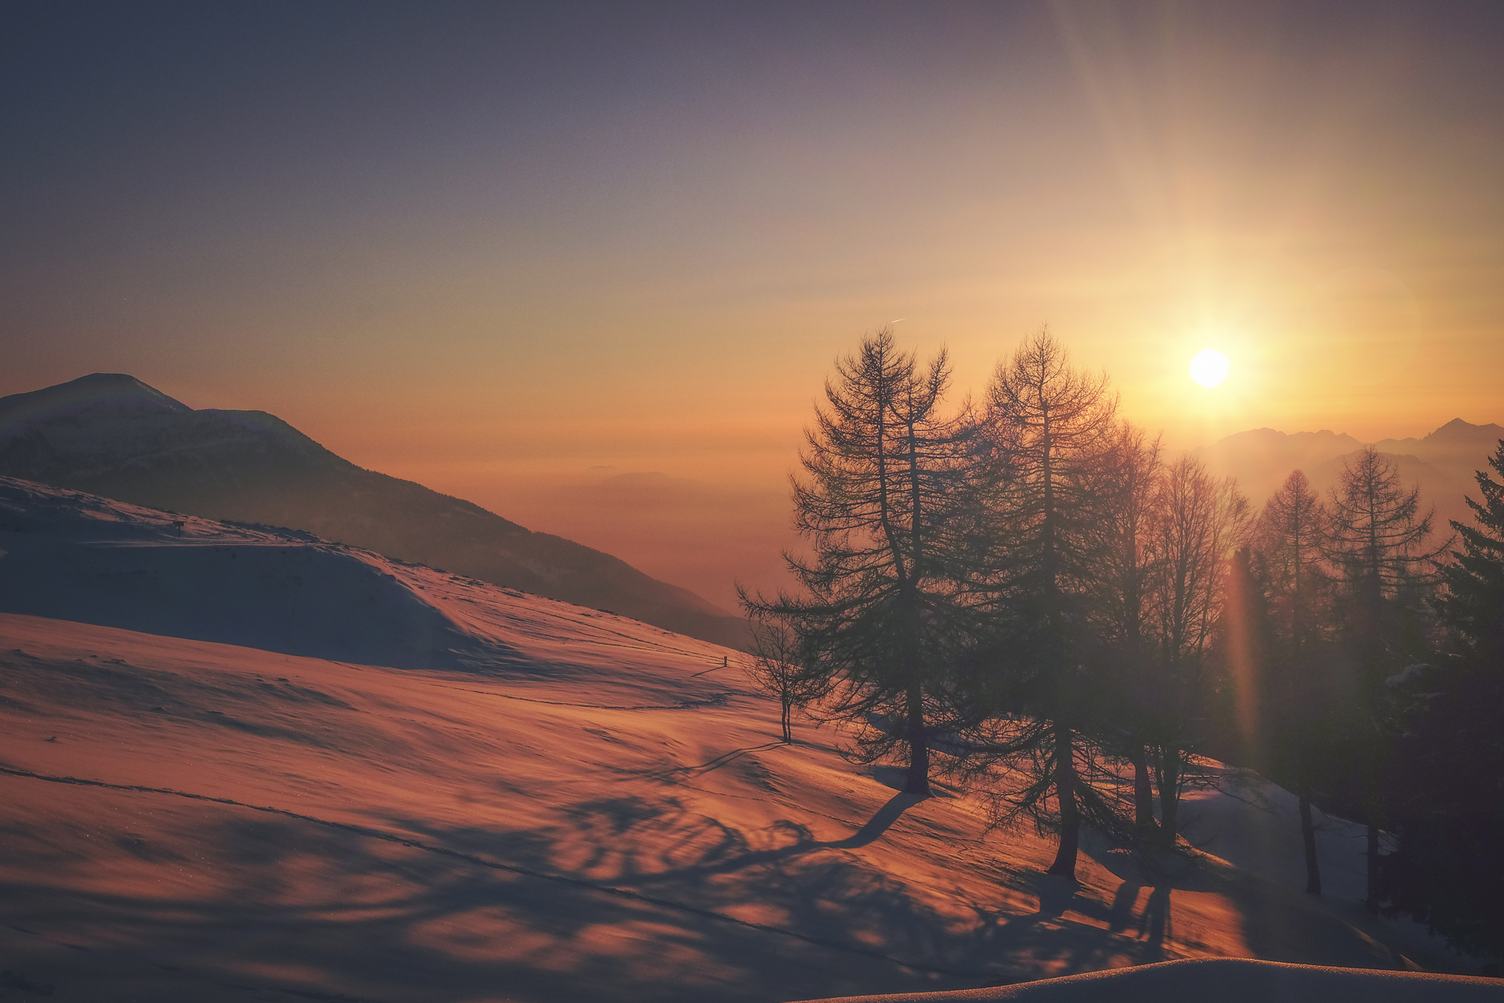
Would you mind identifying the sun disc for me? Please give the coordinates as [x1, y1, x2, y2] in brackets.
[1189, 348, 1230, 388]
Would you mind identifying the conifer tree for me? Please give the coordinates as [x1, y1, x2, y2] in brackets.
[1441, 439, 1504, 656]
[1384, 439, 1504, 958]
[1089, 424, 1163, 838]
[1257, 469, 1334, 894]
[963, 329, 1118, 879]
[744, 329, 976, 795]
[1324, 447, 1442, 910]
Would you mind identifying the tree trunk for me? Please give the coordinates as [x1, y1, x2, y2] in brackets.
[1365, 821, 1380, 911]
[1157, 752, 1180, 848]
[1130, 743, 1156, 837]
[904, 682, 930, 795]
[1047, 719, 1080, 878]
[1299, 791, 1322, 895]
[781, 698, 792, 744]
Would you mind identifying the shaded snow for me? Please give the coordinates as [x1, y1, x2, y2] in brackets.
[795, 958, 1502, 1002]
[0, 478, 1488, 1001]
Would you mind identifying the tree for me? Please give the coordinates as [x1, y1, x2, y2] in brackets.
[741, 612, 828, 743]
[963, 329, 1118, 879]
[1324, 447, 1442, 910]
[1088, 424, 1163, 838]
[1383, 439, 1504, 959]
[1140, 457, 1249, 847]
[1440, 438, 1504, 657]
[1257, 469, 1334, 894]
[745, 329, 975, 795]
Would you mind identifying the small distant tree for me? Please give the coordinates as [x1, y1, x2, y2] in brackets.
[742, 612, 827, 743]
[1325, 447, 1444, 910]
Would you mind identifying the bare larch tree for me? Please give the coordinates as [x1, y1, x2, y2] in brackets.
[1140, 456, 1249, 846]
[1089, 423, 1164, 839]
[741, 611, 828, 743]
[1257, 469, 1333, 894]
[1325, 446, 1443, 910]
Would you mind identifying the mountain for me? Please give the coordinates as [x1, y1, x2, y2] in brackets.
[0, 373, 748, 648]
[0, 479, 1475, 999]
[1199, 428, 1365, 505]
[1201, 419, 1504, 532]
[1374, 417, 1504, 464]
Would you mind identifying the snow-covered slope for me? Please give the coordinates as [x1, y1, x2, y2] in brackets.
[0, 477, 485, 669]
[0, 475, 727, 678]
[0, 480, 1486, 1001]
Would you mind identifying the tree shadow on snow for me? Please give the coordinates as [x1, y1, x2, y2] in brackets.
[0, 771, 1418, 1003]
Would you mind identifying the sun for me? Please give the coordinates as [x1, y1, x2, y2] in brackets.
[1188, 348, 1230, 388]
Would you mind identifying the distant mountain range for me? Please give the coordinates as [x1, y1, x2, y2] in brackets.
[1200, 417, 1504, 532]
[2, 373, 1496, 642]
[0, 373, 747, 649]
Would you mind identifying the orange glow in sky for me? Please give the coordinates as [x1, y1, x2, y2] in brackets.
[5, 3, 1503, 605]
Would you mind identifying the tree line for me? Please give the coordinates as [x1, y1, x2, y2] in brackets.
[741, 328, 1504, 962]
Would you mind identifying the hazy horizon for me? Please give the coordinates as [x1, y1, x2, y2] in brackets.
[7, 0, 1504, 604]
[2, 367, 1495, 609]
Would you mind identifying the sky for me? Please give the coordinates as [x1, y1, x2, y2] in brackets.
[4, 1, 1503, 605]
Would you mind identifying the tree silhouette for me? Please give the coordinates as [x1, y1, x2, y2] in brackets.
[1325, 447, 1443, 910]
[1088, 424, 1163, 839]
[1256, 469, 1334, 894]
[744, 329, 977, 795]
[1141, 456, 1249, 846]
[963, 329, 1118, 880]
[741, 612, 828, 743]
[1441, 438, 1504, 655]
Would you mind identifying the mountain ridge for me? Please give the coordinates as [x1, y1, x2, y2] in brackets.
[1200, 417, 1502, 530]
[0, 373, 747, 649]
